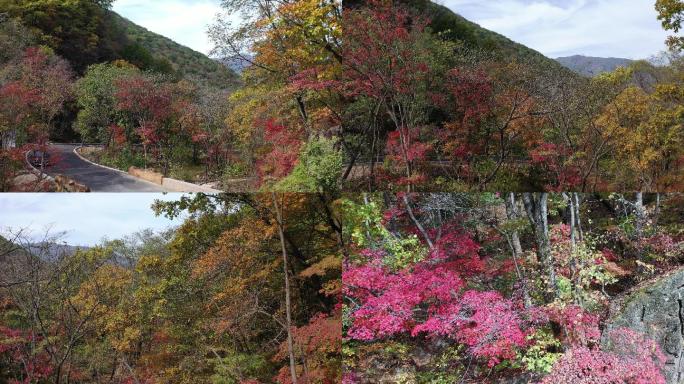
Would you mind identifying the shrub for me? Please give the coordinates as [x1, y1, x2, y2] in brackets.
[541, 328, 666, 384]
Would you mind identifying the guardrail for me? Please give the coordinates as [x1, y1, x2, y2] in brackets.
[74, 146, 223, 193]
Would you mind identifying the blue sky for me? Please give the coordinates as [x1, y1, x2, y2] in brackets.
[112, 0, 669, 59]
[0, 194, 188, 246]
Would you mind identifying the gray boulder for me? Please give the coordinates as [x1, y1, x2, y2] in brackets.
[603, 267, 684, 383]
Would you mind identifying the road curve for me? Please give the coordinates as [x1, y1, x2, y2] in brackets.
[44, 144, 167, 192]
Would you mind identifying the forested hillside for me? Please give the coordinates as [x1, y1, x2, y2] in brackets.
[0, 0, 245, 190]
[1, 0, 682, 193]
[338, 1, 684, 192]
[0, 0, 238, 88]
[110, 11, 239, 89]
[407, 0, 572, 73]
[0, 193, 342, 384]
[343, 192, 684, 383]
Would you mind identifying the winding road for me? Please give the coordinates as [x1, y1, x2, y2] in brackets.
[44, 144, 168, 192]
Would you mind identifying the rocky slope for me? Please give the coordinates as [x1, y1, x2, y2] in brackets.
[603, 267, 684, 383]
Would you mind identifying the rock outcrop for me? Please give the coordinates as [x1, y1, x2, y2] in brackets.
[603, 267, 684, 383]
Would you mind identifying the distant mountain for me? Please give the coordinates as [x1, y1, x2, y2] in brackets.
[556, 55, 633, 77]
[218, 55, 254, 74]
[26, 242, 89, 262]
[1, 237, 88, 263]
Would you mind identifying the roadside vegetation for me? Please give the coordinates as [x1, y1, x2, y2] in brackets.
[0, 0, 682, 192]
[0, 0, 242, 191]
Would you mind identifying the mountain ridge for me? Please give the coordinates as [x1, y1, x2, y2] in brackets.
[556, 54, 633, 77]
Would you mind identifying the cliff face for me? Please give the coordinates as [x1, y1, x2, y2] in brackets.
[603, 268, 684, 383]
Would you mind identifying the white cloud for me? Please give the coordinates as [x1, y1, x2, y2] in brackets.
[438, 0, 670, 59]
[113, 0, 224, 54]
[0, 193, 189, 246]
[113, 1, 669, 61]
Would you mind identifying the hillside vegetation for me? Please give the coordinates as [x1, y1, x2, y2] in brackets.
[343, 192, 684, 383]
[338, 1, 684, 192]
[0, 0, 238, 89]
[109, 11, 239, 89]
[0, 194, 342, 384]
[402, 0, 573, 74]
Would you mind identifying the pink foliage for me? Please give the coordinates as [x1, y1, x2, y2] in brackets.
[541, 328, 666, 384]
[642, 233, 679, 257]
[0, 81, 42, 125]
[546, 305, 601, 347]
[426, 224, 484, 276]
[110, 124, 127, 146]
[344, 258, 464, 341]
[0, 326, 54, 383]
[549, 223, 571, 244]
[342, 4, 430, 99]
[384, 128, 431, 186]
[446, 68, 493, 130]
[115, 76, 173, 124]
[412, 290, 532, 367]
[289, 68, 340, 93]
[345, 237, 536, 366]
[385, 130, 430, 164]
[601, 248, 619, 262]
[342, 372, 359, 384]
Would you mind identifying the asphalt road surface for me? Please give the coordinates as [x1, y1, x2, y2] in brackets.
[43, 144, 167, 192]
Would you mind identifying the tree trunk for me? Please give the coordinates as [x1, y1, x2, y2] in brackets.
[505, 193, 524, 256]
[635, 192, 645, 240]
[271, 193, 298, 384]
[563, 193, 576, 250]
[403, 194, 433, 249]
[504, 193, 531, 308]
[523, 193, 559, 303]
[654, 193, 661, 227]
[573, 193, 583, 241]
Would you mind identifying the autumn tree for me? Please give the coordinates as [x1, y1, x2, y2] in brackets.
[342, 3, 445, 187]
[74, 61, 139, 144]
[0, 40, 73, 189]
[154, 193, 342, 383]
[522, 193, 560, 303]
[595, 78, 684, 190]
[211, 0, 343, 187]
[1, 46, 73, 146]
[114, 73, 198, 174]
[656, 0, 684, 51]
